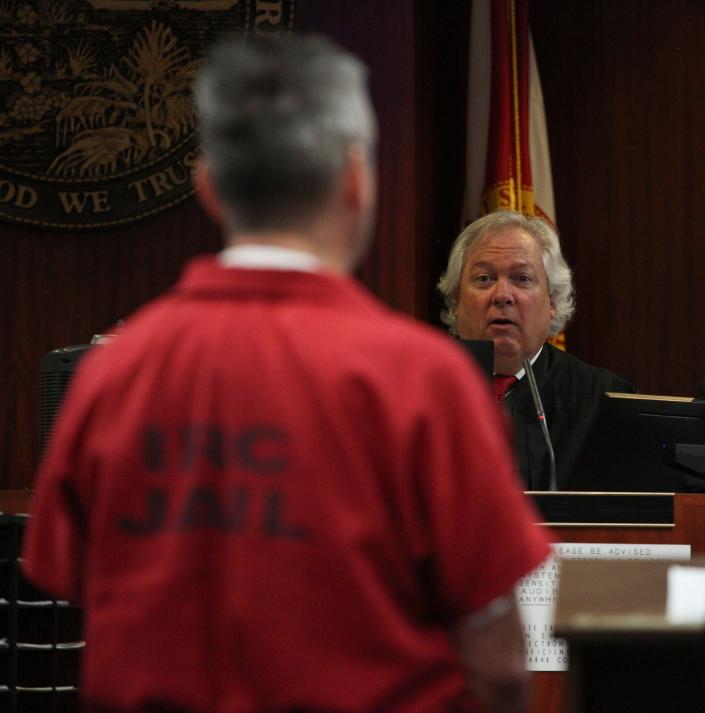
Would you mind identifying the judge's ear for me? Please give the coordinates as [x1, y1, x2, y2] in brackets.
[193, 159, 225, 226]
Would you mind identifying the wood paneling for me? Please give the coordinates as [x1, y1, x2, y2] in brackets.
[3, 202, 221, 488]
[0, 490, 31, 515]
[295, 1, 421, 315]
[531, 0, 705, 397]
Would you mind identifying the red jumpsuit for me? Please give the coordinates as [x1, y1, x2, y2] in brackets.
[23, 257, 550, 713]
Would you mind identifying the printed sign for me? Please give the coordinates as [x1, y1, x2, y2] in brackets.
[519, 542, 692, 671]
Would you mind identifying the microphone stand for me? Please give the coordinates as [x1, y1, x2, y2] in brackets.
[523, 358, 557, 490]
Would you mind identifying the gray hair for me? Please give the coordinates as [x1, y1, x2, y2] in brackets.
[437, 210, 575, 336]
[196, 34, 377, 231]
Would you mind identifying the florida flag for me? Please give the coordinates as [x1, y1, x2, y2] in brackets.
[463, 0, 563, 347]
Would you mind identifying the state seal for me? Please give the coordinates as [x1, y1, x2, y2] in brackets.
[0, 0, 295, 229]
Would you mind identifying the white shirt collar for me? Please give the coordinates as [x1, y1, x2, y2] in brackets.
[218, 244, 321, 272]
[512, 345, 544, 381]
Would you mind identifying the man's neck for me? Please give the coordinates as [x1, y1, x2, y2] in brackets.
[219, 244, 322, 272]
[495, 345, 544, 379]
[223, 226, 351, 274]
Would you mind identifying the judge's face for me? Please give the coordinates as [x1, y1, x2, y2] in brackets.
[455, 227, 555, 375]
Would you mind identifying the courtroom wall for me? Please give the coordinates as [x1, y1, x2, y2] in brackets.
[4, 1, 705, 490]
[531, 0, 705, 398]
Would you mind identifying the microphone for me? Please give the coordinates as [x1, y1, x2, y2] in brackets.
[522, 358, 557, 490]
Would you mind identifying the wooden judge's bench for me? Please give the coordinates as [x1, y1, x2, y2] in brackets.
[527, 491, 705, 713]
[3, 489, 705, 713]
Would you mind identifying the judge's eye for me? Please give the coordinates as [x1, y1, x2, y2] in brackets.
[473, 274, 493, 285]
[514, 273, 534, 285]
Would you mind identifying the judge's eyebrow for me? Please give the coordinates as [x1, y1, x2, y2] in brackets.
[469, 260, 536, 272]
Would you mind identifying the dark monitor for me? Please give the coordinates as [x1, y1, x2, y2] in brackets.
[459, 339, 494, 381]
[567, 392, 705, 493]
[40, 344, 92, 456]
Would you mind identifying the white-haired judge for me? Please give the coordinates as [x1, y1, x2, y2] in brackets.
[439, 210, 636, 490]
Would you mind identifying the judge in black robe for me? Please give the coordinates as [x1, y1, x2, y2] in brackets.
[437, 210, 638, 492]
[502, 342, 636, 490]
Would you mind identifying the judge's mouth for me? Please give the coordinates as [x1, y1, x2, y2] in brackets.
[488, 318, 517, 328]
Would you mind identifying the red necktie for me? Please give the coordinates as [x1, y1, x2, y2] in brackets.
[493, 374, 517, 404]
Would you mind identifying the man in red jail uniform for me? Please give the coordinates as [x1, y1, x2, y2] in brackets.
[23, 34, 550, 713]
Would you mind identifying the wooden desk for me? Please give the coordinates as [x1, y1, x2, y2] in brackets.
[529, 493, 705, 713]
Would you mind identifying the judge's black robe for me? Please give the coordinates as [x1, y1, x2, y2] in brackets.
[502, 343, 636, 490]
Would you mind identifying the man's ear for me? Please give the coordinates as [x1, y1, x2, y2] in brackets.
[193, 159, 225, 226]
[342, 144, 375, 212]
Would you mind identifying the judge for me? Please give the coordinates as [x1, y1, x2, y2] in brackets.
[438, 210, 636, 490]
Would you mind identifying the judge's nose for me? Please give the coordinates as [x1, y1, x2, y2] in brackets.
[492, 279, 515, 306]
